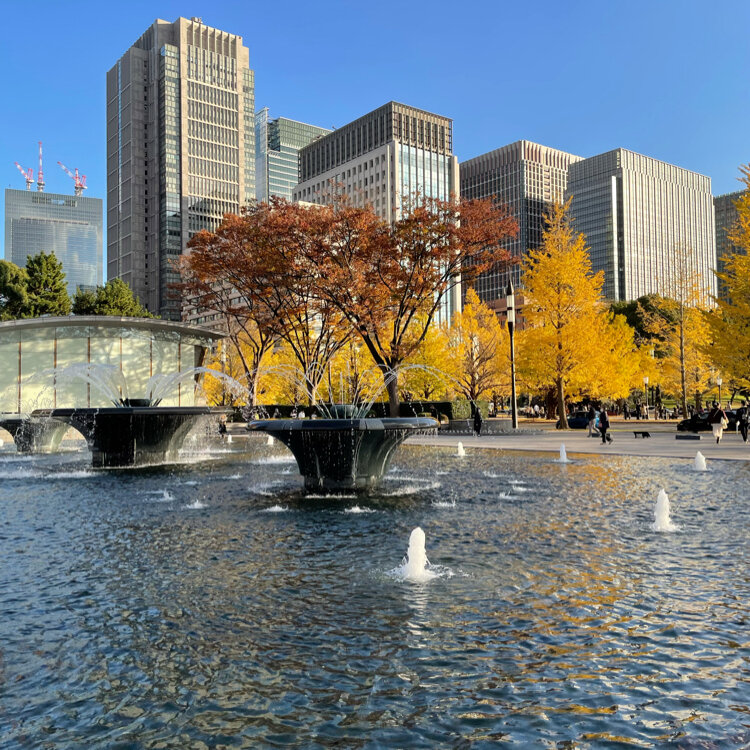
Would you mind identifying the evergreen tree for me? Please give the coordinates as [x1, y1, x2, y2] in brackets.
[0, 260, 30, 320]
[72, 279, 152, 317]
[71, 288, 98, 315]
[25, 251, 71, 317]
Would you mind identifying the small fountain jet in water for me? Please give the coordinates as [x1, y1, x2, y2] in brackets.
[556, 444, 571, 463]
[651, 489, 678, 532]
[399, 527, 437, 582]
[694, 451, 707, 472]
[456, 441, 466, 458]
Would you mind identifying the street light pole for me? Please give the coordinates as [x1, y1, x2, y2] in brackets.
[717, 376, 723, 407]
[506, 280, 518, 430]
[644, 375, 649, 412]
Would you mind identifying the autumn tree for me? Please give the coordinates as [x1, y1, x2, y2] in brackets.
[639, 244, 713, 414]
[180, 203, 352, 407]
[401, 319, 455, 401]
[706, 165, 750, 393]
[179, 217, 277, 406]
[445, 287, 508, 403]
[517, 201, 640, 427]
[302, 194, 517, 416]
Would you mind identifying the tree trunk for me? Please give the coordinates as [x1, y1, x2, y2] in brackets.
[556, 378, 568, 429]
[679, 308, 688, 417]
[386, 372, 400, 417]
[248, 368, 260, 407]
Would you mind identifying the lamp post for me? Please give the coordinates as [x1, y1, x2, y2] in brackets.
[717, 376, 723, 407]
[506, 280, 518, 430]
[644, 375, 649, 409]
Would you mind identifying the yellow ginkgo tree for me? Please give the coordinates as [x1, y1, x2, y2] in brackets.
[517, 200, 641, 427]
[445, 288, 508, 404]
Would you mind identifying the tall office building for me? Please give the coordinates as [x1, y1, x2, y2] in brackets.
[107, 17, 254, 320]
[292, 102, 459, 320]
[567, 149, 716, 303]
[4, 188, 103, 295]
[460, 141, 583, 312]
[714, 190, 745, 301]
[255, 108, 330, 202]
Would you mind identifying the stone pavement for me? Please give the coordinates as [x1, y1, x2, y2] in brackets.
[407, 424, 750, 462]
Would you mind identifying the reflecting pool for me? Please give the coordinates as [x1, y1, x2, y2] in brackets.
[1, 439, 748, 748]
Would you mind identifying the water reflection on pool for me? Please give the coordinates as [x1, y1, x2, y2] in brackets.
[1, 439, 748, 748]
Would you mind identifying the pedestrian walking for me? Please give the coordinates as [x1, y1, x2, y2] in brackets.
[587, 403, 597, 437]
[473, 407, 483, 436]
[599, 407, 612, 444]
[737, 400, 750, 443]
[708, 401, 728, 444]
[623, 404, 630, 420]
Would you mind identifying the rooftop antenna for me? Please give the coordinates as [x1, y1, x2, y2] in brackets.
[36, 141, 45, 192]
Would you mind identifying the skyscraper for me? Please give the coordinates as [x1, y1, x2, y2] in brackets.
[460, 141, 583, 312]
[567, 149, 716, 303]
[107, 17, 255, 320]
[714, 190, 745, 301]
[293, 102, 458, 223]
[4, 188, 103, 295]
[292, 102, 459, 320]
[255, 108, 330, 202]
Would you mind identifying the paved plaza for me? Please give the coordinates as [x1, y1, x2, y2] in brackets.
[406, 419, 750, 462]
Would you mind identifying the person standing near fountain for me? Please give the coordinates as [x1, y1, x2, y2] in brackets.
[708, 401, 728, 444]
[737, 401, 750, 444]
[599, 407, 612, 444]
[473, 407, 483, 436]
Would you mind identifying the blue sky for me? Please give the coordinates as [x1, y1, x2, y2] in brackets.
[1, 0, 748, 261]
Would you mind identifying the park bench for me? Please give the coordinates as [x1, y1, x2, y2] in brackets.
[633, 430, 651, 438]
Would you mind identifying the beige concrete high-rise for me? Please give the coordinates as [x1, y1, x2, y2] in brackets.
[106, 17, 255, 320]
[567, 149, 716, 303]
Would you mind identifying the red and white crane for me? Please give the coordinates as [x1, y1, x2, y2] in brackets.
[36, 141, 45, 192]
[57, 161, 87, 196]
[14, 162, 34, 190]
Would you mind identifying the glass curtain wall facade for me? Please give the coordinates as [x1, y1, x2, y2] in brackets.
[255, 108, 330, 202]
[567, 149, 716, 303]
[460, 141, 582, 310]
[4, 188, 103, 295]
[107, 17, 254, 320]
[0, 317, 222, 413]
[714, 190, 745, 301]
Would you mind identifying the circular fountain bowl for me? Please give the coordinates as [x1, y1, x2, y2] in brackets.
[248, 417, 438, 492]
[119, 398, 153, 408]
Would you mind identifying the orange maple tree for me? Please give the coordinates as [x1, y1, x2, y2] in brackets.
[180, 194, 516, 415]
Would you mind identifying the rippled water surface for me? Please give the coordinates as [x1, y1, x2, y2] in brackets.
[1, 437, 749, 748]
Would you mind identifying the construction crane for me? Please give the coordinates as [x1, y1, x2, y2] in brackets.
[14, 162, 34, 190]
[57, 161, 87, 196]
[36, 141, 45, 192]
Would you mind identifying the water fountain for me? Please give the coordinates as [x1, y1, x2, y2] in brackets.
[248, 414, 436, 492]
[651, 488, 678, 532]
[19, 364, 235, 468]
[556, 444, 571, 463]
[395, 527, 438, 582]
[456, 441, 466, 458]
[694, 451, 707, 471]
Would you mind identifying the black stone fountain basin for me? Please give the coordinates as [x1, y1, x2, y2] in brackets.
[39, 406, 216, 468]
[247, 417, 438, 493]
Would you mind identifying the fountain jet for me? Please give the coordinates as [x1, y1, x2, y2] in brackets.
[651, 488, 678, 532]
